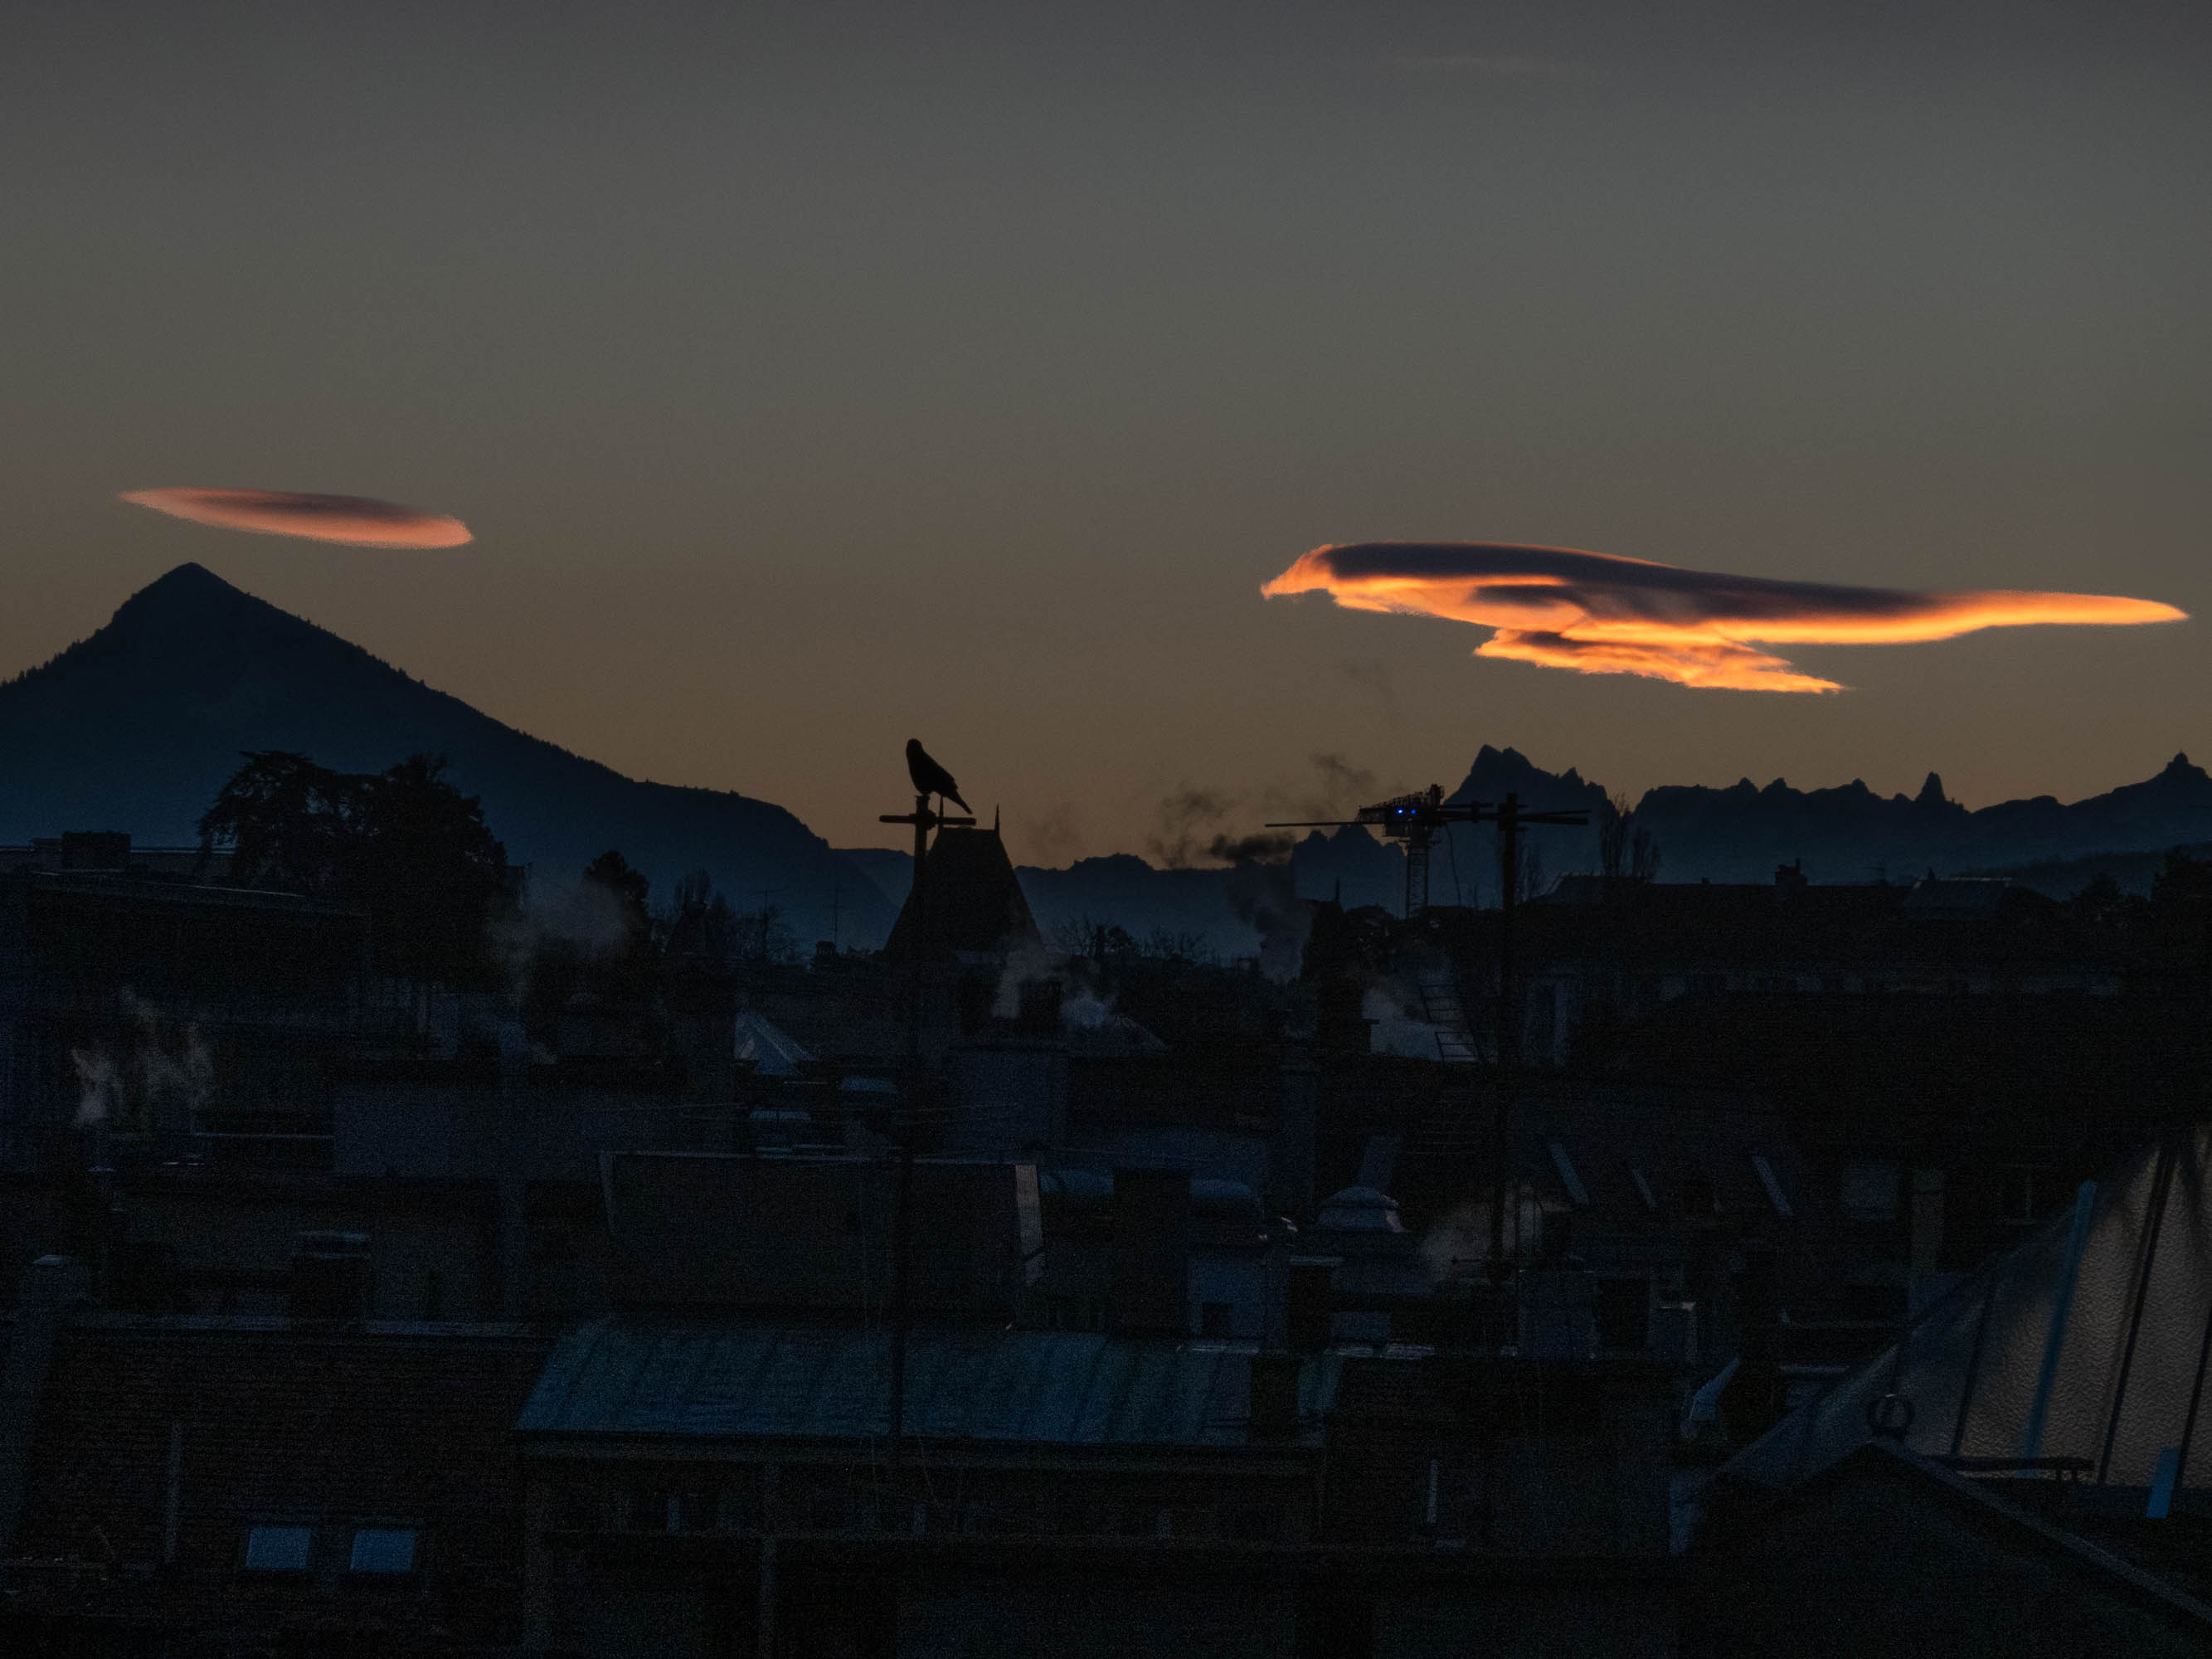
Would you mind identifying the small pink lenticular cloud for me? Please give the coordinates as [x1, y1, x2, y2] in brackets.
[119, 487, 472, 548]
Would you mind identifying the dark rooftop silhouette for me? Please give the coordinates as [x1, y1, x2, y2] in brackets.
[884, 824, 1039, 961]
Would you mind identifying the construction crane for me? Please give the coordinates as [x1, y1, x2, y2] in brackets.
[1268, 785, 1589, 923]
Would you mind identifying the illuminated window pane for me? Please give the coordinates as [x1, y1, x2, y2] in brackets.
[244, 1525, 312, 1572]
[348, 1527, 417, 1574]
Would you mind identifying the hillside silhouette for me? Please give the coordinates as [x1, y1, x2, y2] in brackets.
[0, 564, 897, 944]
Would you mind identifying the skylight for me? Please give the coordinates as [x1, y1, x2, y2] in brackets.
[349, 1527, 418, 1574]
[243, 1525, 311, 1572]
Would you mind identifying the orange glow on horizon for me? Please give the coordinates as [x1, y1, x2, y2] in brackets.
[1262, 542, 2185, 692]
[121, 488, 473, 549]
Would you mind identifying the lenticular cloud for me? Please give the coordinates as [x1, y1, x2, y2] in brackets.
[1262, 542, 2185, 693]
[121, 488, 473, 549]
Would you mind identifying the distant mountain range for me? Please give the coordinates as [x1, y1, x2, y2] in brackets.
[1631, 750, 2212, 888]
[853, 742, 2212, 954]
[6, 567, 2205, 967]
[0, 564, 897, 945]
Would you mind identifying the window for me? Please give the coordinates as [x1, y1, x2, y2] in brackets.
[243, 1525, 312, 1573]
[348, 1527, 417, 1574]
[1199, 1301, 1233, 1339]
[1547, 1140, 1590, 1208]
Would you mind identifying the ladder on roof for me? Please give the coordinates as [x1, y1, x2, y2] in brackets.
[1417, 966, 1480, 1064]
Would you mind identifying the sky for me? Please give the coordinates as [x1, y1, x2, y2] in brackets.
[3, 1, 2208, 864]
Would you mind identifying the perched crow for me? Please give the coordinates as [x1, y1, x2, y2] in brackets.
[906, 739, 972, 813]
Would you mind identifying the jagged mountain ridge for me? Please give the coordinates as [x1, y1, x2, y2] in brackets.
[1629, 751, 2212, 886]
[1423, 742, 2212, 888]
[0, 563, 897, 943]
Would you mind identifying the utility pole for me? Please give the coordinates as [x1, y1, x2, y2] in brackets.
[875, 786, 973, 1503]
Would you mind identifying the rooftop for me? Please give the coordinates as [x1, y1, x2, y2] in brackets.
[519, 1318, 1346, 1449]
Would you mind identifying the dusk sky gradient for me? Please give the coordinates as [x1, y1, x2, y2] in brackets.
[3, 2, 2207, 861]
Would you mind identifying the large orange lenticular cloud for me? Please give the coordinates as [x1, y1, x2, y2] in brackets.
[1262, 542, 2185, 692]
[121, 488, 472, 548]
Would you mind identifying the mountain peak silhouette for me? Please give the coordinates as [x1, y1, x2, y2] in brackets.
[0, 566, 895, 942]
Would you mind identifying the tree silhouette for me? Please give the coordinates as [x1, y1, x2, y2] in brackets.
[199, 750, 508, 985]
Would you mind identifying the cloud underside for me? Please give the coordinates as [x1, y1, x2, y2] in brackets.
[121, 488, 472, 548]
[1262, 542, 2185, 693]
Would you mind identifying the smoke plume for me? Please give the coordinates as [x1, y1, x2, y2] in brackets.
[1224, 859, 1312, 981]
[70, 1048, 119, 1128]
[1264, 542, 2185, 692]
[1147, 789, 1234, 869]
[122, 488, 473, 548]
[1207, 831, 1296, 864]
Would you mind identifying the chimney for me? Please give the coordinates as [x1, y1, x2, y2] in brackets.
[1286, 1256, 1339, 1352]
[288, 1231, 372, 1322]
[1108, 1168, 1191, 1336]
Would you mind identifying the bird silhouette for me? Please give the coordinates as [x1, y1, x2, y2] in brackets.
[906, 739, 972, 813]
